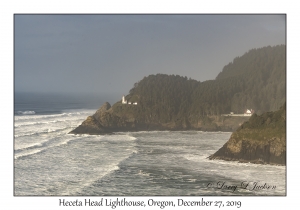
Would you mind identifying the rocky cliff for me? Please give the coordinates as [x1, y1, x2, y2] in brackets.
[208, 103, 286, 165]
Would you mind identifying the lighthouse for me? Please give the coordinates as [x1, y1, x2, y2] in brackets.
[122, 95, 127, 104]
[121, 95, 137, 105]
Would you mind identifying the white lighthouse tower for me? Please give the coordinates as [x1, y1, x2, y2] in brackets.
[122, 95, 127, 104]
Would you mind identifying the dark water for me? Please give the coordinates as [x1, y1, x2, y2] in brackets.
[14, 92, 119, 115]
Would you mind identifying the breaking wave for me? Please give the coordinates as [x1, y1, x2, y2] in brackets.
[17, 110, 35, 115]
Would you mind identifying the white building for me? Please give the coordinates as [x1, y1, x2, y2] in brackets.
[221, 109, 254, 117]
[244, 109, 254, 116]
[122, 96, 127, 104]
[122, 96, 137, 105]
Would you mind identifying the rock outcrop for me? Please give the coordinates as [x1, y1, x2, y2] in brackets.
[70, 102, 111, 134]
[208, 103, 286, 165]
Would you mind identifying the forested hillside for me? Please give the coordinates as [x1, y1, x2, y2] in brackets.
[216, 45, 285, 113]
[71, 45, 286, 134]
[127, 45, 285, 117]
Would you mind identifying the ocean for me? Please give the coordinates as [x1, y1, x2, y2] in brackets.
[14, 93, 286, 196]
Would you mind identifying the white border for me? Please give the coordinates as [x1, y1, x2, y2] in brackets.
[2, 0, 298, 209]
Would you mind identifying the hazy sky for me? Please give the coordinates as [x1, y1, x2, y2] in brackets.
[14, 14, 285, 95]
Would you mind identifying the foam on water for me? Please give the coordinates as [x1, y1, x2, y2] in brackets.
[15, 148, 44, 160]
[14, 109, 94, 159]
[17, 110, 36, 115]
[14, 109, 93, 121]
[102, 134, 137, 141]
[15, 113, 67, 121]
[14, 118, 78, 128]
[61, 165, 121, 196]
[15, 132, 137, 195]
[15, 135, 79, 159]
[14, 121, 285, 195]
[14, 108, 138, 194]
[15, 127, 70, 138]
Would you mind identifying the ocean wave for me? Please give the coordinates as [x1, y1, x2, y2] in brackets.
[103, 135, 137, 141]
[14, 110, 92, 121]
[14, 132, 36, 138]
[14, 141, 44, 151]
[183, 154, 203, 162]
[14, 148, 43, 160]
[138, 169, 151, 176]
[14, 127, 72, 138]
[14, 118, 81, 128]
[14, 135, 78, 159]
[14, 120, 59, 128]
[17, 110, 35, 115]
[63, 165, 120, 195]
[15, 112, 68, 120]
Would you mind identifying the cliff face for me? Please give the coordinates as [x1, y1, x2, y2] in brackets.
[208, 103, 286, 165]
[70, 102, 111, 134]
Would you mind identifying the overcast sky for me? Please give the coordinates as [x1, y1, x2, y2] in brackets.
[14, 14, 285, 95]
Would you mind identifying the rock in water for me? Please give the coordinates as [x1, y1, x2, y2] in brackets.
[208, 103, 286, 165]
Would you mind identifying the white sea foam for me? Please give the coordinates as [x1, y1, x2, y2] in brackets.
[102, 134, 137, 141]
[70, 164, 121, 195]
[14, 109, 91, 158]
[183, 154, 203, 162]
[14, 135, 79, 159]
[14, 126, 72, 138]
[15, 148, 43, 159]
[14, 121, 285, 196]
[15, 128, 137, 195]
[15, 113, 66, 121]
[14, 141, 45, 151]
[17, 110, 35, 115]
[138, 169, 151, 176]
[14, 118, 76, 128]
[14, 110, 93, 121]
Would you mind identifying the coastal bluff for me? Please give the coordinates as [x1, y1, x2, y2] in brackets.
[70, 45, 285, 135]
[208, 103, 286, 165]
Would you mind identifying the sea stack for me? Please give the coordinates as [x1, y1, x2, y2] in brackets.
[209, 103, 286, 165]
